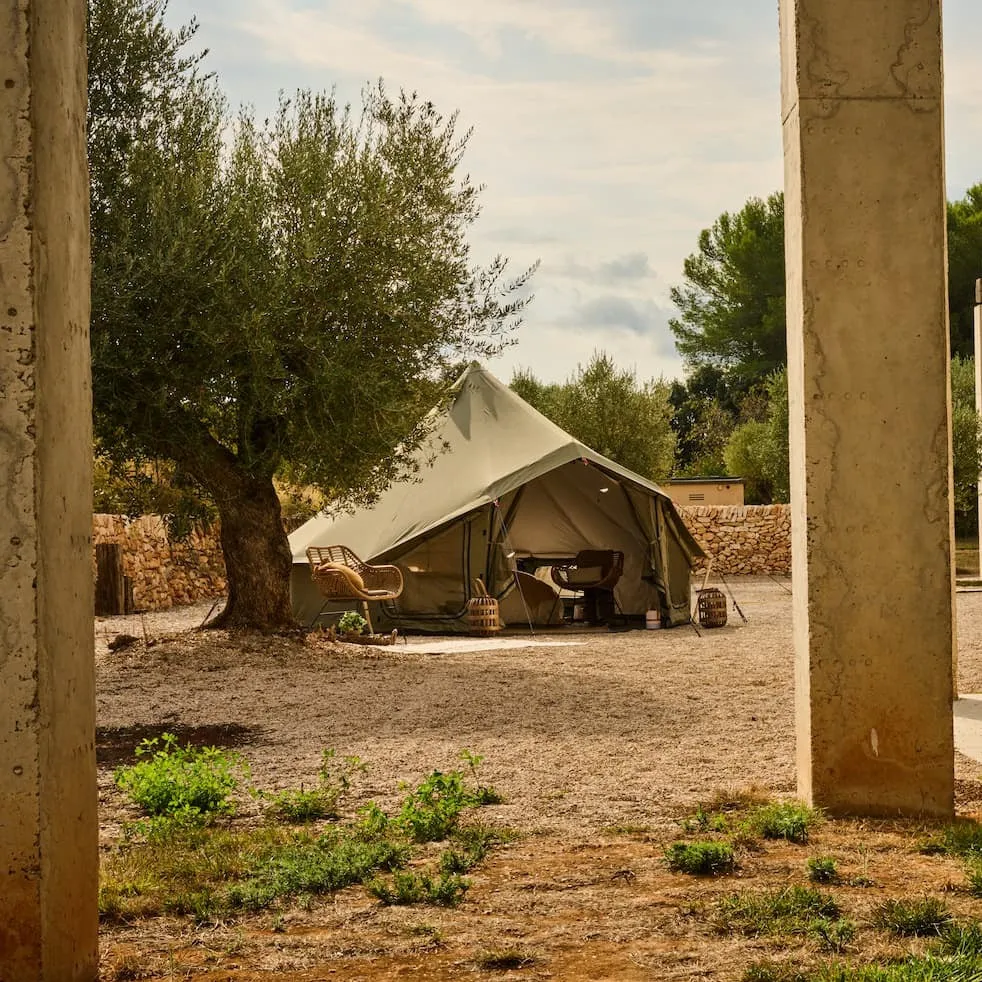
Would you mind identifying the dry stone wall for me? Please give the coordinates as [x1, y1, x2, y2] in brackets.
[92, 515, 226, 611]
[679, 504, 791, 575]
[92, 505, 791, 612]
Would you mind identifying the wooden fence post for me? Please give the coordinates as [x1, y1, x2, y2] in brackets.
[94, 542, 125, 615]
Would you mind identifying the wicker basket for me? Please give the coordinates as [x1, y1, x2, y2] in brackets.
[697, 588, 728, 629]
[466, 579, 501, 635]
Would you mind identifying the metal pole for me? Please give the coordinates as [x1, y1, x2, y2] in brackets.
[976, 278, 982, 571]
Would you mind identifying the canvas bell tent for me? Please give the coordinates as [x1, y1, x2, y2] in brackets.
[289, 364, 704, 631]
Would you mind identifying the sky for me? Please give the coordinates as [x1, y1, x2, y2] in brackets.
[165, 0, 982, 385]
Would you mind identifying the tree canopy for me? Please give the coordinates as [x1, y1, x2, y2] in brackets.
[671, 187, 982, 380]
[88, 0, 535, 629]
[511, 353, 676, 483]
[669, 193, 787, 390]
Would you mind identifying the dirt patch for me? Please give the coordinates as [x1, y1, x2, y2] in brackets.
[96, 578, 982, 980]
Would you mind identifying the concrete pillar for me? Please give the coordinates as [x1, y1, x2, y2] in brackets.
[780, 0, 955, 816]
[1, 1, 98, 978]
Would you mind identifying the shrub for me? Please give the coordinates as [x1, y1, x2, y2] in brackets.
[114, 733, 245, 818]
[665, 841, 736, 877]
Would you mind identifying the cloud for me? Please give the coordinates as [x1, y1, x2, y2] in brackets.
[562, 294, 674, 342]
[557, 252, 657, 285]
[165, 0, 982, 389]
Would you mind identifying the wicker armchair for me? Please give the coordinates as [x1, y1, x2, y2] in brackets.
[306, 545, 404, 632]
[550, 550, 624, 625]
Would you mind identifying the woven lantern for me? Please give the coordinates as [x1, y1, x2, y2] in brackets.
[697, 588, 728, 628]
[466, 579, 501, 636]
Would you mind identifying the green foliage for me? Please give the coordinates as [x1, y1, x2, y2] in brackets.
[337, 611, 369, 636]
[743, 965, 809, 982]
[226, 832, 409, 911]
[806, 857, 839, 884]
[93, 456, 215, 537]
[87, 0, 535, 629]
[258, 750, 365, 822]
[870, 897, 951, 937]
[948, 185, 982, 359]
[103, 747, 504, 922]
[368, 870, 469, 907]
[440, 824, 517, 875]
[965, 859, 982, 897]
[743, 801, 819, 844]
[262, 787, 333, 823]
[681, 804, 730, 834]
[670, 193, 787, 385]
[397, 771, 478, 842]
[723, 369, 789, 503]
[114, 733, 246, 819]
[664, 841, 736, 876]
[950, 356, 982, 532]
[920, 818, 982, 857]
[715, 887, 841, 939]
[511, 352, 676, 482]
[671, 185, 982, 378]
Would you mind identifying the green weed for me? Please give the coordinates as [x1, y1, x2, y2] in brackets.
[225, 831, 409, 911]
[396, 759, 502, 843]
[115, 733, 246, 819]
[807, 857, 839, 884]
[258, 749, 365, 823]
[869, 897, 951, 937]
[935, 920, 982, 958]
[682, 804, 729, 833]
[665, 841, 736, 876]
[440, 823, 519, 875]
[965, 858, 982, 897]
[743, 801, 819, 844]
[368, 870, 469, 907]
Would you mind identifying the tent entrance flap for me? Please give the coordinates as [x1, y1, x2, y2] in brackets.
[381, 512, 490, 624]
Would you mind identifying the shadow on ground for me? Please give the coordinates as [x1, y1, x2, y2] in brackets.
[96, 722, 265, 767]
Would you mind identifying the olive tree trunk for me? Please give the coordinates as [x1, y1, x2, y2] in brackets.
[210, 474, 296, 630]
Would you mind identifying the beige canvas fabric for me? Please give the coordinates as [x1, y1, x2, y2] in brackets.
[289, 364, 704, 630]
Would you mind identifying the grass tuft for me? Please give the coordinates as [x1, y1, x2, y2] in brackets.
[715, 886, 841, 939]
[919, 819, 982, 857]
[869, 897, 952, 937]
[665, 841, 736, 876]
[743, 801, 819, 844]
[742, 964, 810, 982]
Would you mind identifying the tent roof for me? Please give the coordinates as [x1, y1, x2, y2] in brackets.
[290, 363, 699, 563]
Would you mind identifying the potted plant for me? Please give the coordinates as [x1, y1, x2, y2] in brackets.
[337, 610, 368, 639]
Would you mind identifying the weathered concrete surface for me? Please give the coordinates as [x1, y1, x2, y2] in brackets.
[781, 0, 955, 816]
[0, 1, 98, 978]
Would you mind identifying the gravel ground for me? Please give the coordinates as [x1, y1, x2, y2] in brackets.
[95, 577, 982, 838]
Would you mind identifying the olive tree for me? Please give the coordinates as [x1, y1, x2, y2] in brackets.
[89, 1, 534, 629]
